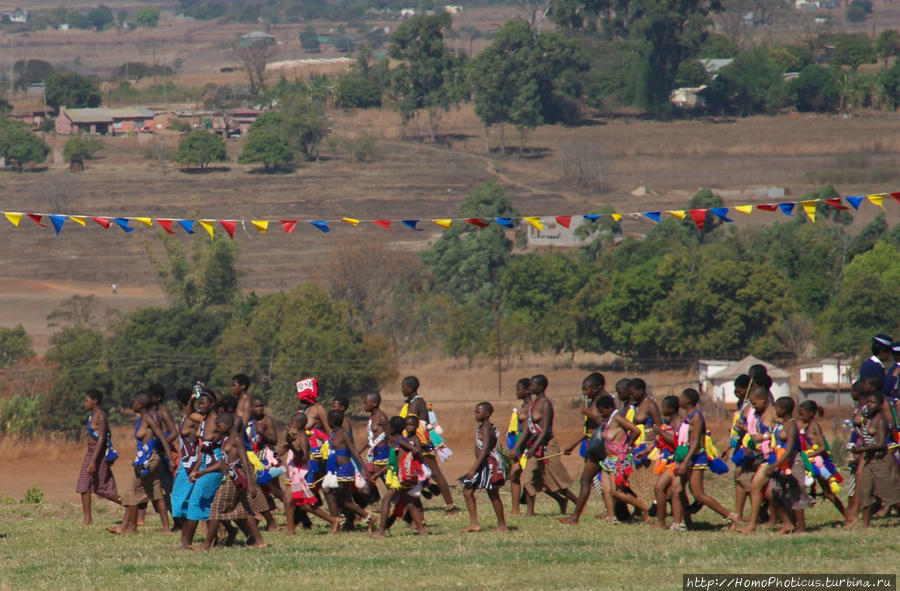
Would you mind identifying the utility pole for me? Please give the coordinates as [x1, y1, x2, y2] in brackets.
[8, 38, 14, 101]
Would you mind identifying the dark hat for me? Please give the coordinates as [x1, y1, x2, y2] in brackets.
[892, 341, 900, 353]
[874, 334, 893, 348]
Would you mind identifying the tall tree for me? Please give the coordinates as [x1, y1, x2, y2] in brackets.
[44, 72, 102, 112]
[388, 13, 466, 140]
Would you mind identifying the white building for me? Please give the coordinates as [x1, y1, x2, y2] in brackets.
[797, 358, 853, 406]
[700, 355, 791, 407]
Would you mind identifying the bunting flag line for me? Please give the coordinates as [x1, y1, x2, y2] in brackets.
[3, 190, 900, 241]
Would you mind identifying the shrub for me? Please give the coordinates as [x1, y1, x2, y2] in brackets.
[22, 485, 44, 504]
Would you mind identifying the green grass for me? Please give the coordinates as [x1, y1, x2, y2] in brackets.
[1, 483, 898, 591]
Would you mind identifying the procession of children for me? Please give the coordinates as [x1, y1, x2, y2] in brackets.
[76, 337, 900, 547]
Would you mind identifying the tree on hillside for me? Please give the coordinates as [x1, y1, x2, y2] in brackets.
[238, 129, 293, 169]
[136, 6, 160, 27]
[0, 325, 34, 369]
[45, 72, 102, 113]
[215, 283, 396, 414]
[300, 25, 321, 53]
[234, 41, 276, 95]
[420, 182, 517, 310]
[469, 20, 588, 153]
[0, 122, 50, 171]
[831, 34, 876, 71]
[40, 326, 109, 433]
[876, 30, 900, 67]
[388, 13, 466, 141]
[14, 60, 54, 90]
[247, 96, 329, 160]
[63, 135, 104, 164]
[88, 4, 114, 30]
[174, 131, 226, 168]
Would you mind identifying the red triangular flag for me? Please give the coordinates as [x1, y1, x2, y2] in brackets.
[464, 218, 489, 228]
[280, 220, 297, 234]
[688, 209, 706, 232]
[555, 215, 572, 229]
[157, 219, 176, 234]
[825, 197, 850, 210]
[890, 193, 900, 205]
[219, 220, 237, 239]
[27, 214, 47, 228]
[93, 217, 111, 229]
[373, 219, 392, 231]
[757, 204, 778, 212]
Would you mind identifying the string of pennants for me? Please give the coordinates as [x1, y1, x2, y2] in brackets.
[1, 192, 896, 239]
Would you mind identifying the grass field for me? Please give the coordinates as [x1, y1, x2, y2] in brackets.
[1, 484, 898, 591]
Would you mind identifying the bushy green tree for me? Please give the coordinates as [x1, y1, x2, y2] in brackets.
[239, 129, 293, 169]
[174, 130, 226, 168]
[388, 13, 466, 140]
[831, 34, 876, 71]
[335, 75, 382, 108]
[45, 72, 102, 112]
[136, 6, 160, 27]
[0, 325, 34, 368]
[13, 59, 54, 90]
[41, 326, 109, 433]
[63, 135, 104, 162]
[247, 96, 329, 160]
[0, 122, 50, 171]
[420, 182, 517, 310]
[876, 29, 900, 66]
[215, 283, 395, 414]
[791, 65, 840, 112]
[818, 241, 900, 356]
[300, 26, 321, 53]
[705, 47, 787, 115]
[88, 4, 114, 30]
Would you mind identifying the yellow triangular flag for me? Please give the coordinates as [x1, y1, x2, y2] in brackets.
[133, 217, 153, 227]
[199, 219, 215, 238]
[523, 216, 543, 230]
[69, 215, 87, 226]
[341, 217, 360, 226]
[800, 200, 817, 223]
[734, 205, 753, 215]
[5, 212, 22, 227]
[433, 219, 452, 229]
[251, 220, 268, 233]
[611, 213, 622, 222]
[867, 193, 885, 208]
[665, 210, 686, 220]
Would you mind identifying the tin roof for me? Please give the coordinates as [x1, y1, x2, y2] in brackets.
[64, 108, 113, 123]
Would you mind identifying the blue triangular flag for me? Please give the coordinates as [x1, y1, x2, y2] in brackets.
[644, 211, 661, 223]
[494, 217, 514, 228]
[778, 202, 795, 216]
[710, 207, 734, 223]
[401, 219, 422, 231]
[846, 196, 864, 210]
[178, 220, 195, 234]
[113, 218, 134, 233]
[310, 220, 330, 233]
[583, 214, 600, 221]
[49, 214, 66, 236]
